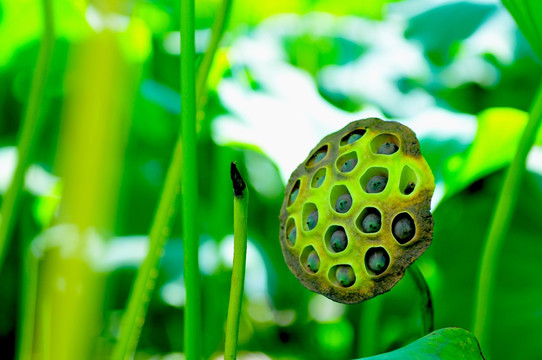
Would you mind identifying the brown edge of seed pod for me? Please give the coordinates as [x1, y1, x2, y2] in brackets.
[279, 117, 433, 304]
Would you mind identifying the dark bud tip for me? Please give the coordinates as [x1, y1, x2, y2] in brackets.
[231, 162, 246, 197]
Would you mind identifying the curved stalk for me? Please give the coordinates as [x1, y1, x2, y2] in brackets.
[224, 163, 249, 360]
[473, 80, 542, 347]
[408, 264, 434, 335]
[0, 0, 54, 272]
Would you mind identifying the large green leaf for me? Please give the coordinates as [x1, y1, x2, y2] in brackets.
[357, 328, 483, 359]
[502, 0, 542, 60]
[443, 107, 542, 199]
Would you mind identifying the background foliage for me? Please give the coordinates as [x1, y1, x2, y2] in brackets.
[1, 0, 541, 359]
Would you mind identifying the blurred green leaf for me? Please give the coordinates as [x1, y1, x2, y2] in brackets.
[357, 328, 483, 360]
[405, 2, 496, 65]
[502, 0, 542, 60]
[443, 107, 542, 198]
[428, 170, 542, 359]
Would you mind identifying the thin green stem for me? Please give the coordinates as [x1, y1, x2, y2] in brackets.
[408, 264, 434, 336]
[224, 163, 249, 360]
[357, 296, 383, 358]
[196, 0, 233, 109]
[16, 246, 39, 360]
[0, 0, 54, 272]
[473, 80, 542, 347]
[181, 0, 202, 359]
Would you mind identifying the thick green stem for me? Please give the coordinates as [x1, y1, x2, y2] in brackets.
[0, 0, 54, 272]
[408, 264, 434, 336]
[196, 0, 233, 109]
[181, 0, 202, 359]
[473, 80, 542, 347]
[16, 246, 39, 360]
[224, 163, 249, 360]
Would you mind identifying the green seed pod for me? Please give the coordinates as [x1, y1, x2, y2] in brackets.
[306, 210, 318, 230]
[279, 117, 434, 304]
[307, 250, 320, 272]
[367, 249, 389, 275]
[377, 142, 398, 154]
[335, 194, 352, 213]
[366, 175, 387, 193]
[362, 213, 381, 233]
[340, 158, 357, 172]
[330, 229, 347, 252]
[336, 265, 355, 287]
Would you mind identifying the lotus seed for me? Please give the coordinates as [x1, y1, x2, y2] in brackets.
[306, 210, 318, 230]
[377, 142, 398, 154]
[366, 175, 387, 193]
[336, 265, 355, 287]
[330, 228, 347, 252]
[393, 217, 415, 242]
[404, 181, 415, 195]
[335, 194, 352, 213]
[313, 150, 326, 164]
[362, 213, 381, 233]
[341, 158, 357, 172]
[288, 227, 296, 245]
[315, 175, 325, 187]
[307, 250, 320, 272]
[290, 188, 299, 204]
[367, 249, 389, 275]
[347, 133, 362, 144]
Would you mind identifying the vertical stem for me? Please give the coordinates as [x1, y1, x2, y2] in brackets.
[196, 0, 233, 108]
[181, 0, 202, 358]
[224, 163, 249, 360]
[357, 296, 383, 358]
[16, 246, 39, 360]
[0, 0, 54, 272]
[408, 264, 434, 336]
[473, 80, 542, 348]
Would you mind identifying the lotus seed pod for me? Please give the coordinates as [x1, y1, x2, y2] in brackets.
[366, 175, 387, 193]
[330, 229, 347, 252]
[362, 213, 381, 233]
[336, 265, 356, 287]
[307, 250, 320, 272]
[377, 142, 399, 154]
[279, 118, 434, 304]
[335, 194, 352, 213]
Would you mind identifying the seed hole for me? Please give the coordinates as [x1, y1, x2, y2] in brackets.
[325, 225, 348, 253]
[301, 246, 320, 273]
[356, 207, 382, 234]
[330, 185, 353, 214]
[302, 203, 319, 231]
[336, 152, 358, 173]
[340, 129, 366, 146]
[365, 247, 390, 276]
[392, 213, 416, 244]
[329, 264, 356, 287]
[360, 167, 389, 194]
[288, 179, 301, 206]
[306, 145, 328, 167]
[371, 133, 399, 155]
[286, 218, 297, 246]
[311, 168, 327, 188]
[400, 165, 417, 195]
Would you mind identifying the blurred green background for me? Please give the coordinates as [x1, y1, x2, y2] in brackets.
[1, 0, 542, 359]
